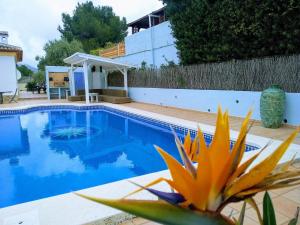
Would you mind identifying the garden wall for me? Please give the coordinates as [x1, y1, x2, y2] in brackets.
[108, 54, 300, 125]
[127, 88, 299, 126]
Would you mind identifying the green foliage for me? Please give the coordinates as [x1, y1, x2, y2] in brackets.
[58, 1, 127, 52]
[176, 75, 187, 88]
[76, 194, 231, 225]
[25, 81, 37, 92]
[90, 42, 117, 55]
[237, 202, 246, 225]
[263, 192, 276, 225]
[17, 65, 33, 77]
[162, 0, 300, 65]
[238, 192, 300, 225]
[32, 71, 45, 85]
[89, 49, 99, 56]
[36, 39, 83, 71]
[140, 61, 147, 70]
[161, 56, 177, 69]
[288, 207, 299, 225]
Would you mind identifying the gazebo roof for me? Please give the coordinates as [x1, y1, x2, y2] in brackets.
[64, 52, 135, 70]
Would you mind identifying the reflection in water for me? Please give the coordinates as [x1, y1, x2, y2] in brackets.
[0, 109, 180, 208]
[0, 116, 29, 160]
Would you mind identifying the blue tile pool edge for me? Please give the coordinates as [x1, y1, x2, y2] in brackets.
[0, 104, 260, 152]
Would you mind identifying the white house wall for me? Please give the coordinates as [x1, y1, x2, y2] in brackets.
[0, 56, 17, 93]
[116, 21, 179, 68]
[128, 88, 300, 126]
[90, 66, 106, 89]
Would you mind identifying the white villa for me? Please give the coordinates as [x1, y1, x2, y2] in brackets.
[0, 31, 22, 103]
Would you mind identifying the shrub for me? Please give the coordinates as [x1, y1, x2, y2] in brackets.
[26, 81, 37, 92]
[163, 0, 300, 65]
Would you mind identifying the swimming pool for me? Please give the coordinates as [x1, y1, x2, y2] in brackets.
[0, 106, 258, 208]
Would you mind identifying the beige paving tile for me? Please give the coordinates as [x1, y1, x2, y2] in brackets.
[270, 186, 299, 196]
[131, 217, 149, 225]
[142, 222, 161, 225]
[241, 216, 259, 225]
[292, 162, 300, 169]
[252, 191, 279, 204]
[221, 206, 239, 218]
[272, 196, 299, 219]
[283, 188, 300, 204]
[119, 221, 135, 225]
[228, 201, 251, 211]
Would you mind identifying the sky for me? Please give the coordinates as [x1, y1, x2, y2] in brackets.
[0, 0, 163, 67]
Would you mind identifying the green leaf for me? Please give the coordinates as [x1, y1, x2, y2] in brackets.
[76, 193, 232, 225]
[237, 202, 247, 225]
[263, 192, 276, 225]
[288, 207, 299, 225]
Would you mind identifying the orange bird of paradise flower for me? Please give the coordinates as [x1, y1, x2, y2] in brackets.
[124, 107, 300, 213]
[77, 107, 300, 225]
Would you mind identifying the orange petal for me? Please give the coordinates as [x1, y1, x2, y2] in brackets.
[198, 128, 209, 152]
[226, 130, 298, 197]
[226, 148, 262, 188]
[230, 110, 252, 169]
[184, 130, 192, 154]
[191, 128, 208, 162]
[155, 146, 198, 204]
[196, 145, 212, 210]
[209, 107, 231, 195]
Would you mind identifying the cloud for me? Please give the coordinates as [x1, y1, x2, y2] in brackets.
[0, 0, 163, 67]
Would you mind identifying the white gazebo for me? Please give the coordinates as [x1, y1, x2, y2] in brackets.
[64, 52, 135, 104]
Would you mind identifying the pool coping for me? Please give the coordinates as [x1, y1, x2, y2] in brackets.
[0, 102, 299, 225]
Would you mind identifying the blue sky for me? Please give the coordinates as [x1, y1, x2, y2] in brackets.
[0, 0, 163, 67]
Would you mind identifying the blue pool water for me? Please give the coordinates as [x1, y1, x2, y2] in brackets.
[0, 106, 258, 208]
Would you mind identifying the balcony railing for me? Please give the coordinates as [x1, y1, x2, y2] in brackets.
[98, 42, 125, 58]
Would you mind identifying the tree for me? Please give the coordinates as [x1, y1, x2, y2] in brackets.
[162, 0, 300, 65]
[17, 65, 33, 77]
[32, 71, 45, 85]
[58, 1, 127, 52]
[36, 39, 83, 71]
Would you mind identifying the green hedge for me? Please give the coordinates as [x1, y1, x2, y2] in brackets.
[162, 0, 300, 65]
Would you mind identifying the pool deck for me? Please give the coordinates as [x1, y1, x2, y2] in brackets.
[0, 99, 299, 225]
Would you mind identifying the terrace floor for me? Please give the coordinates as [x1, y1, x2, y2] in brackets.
[124, 102, 300, 145]
[0, 99, 299, 225]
